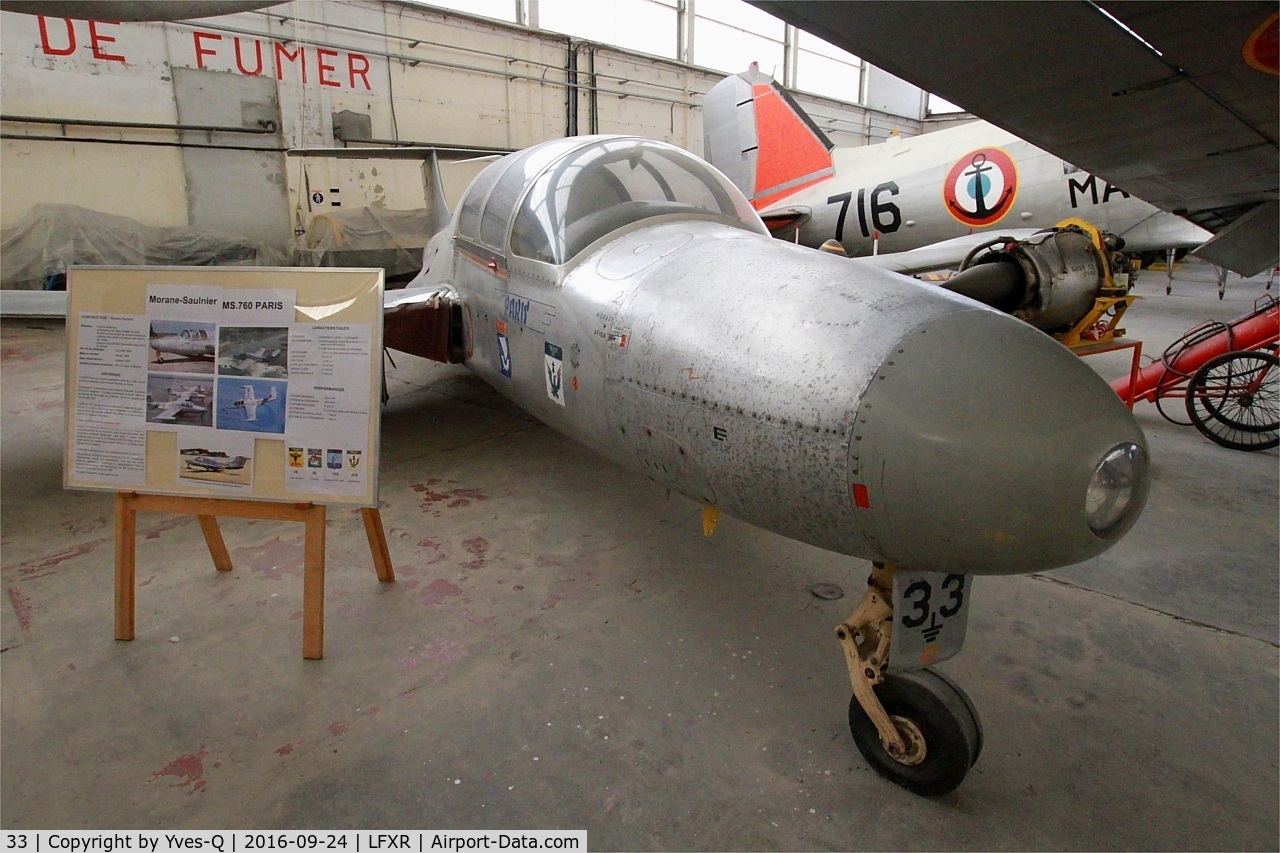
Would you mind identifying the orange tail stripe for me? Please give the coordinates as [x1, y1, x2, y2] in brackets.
[751, 83, 833, 200]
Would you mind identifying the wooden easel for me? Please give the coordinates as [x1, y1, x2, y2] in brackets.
[114, 492, 394, 659]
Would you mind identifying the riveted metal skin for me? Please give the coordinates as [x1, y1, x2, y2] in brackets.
[850, 309, 1149, 574]
[583, 223, 973, 558]
[409, 135, 1151, 575]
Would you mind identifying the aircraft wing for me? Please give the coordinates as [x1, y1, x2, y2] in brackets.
[382, 286, 463, 363]
[749, 1, 1279, 276]
[286, 146, 509, 161]
[153, 402, 184, 421]
[0, 2, 279, 21]
[287, 146, 506, 255]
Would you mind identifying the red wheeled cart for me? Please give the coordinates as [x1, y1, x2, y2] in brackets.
[1111, 295, 1279, 451]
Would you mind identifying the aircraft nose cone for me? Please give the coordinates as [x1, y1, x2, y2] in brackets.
[850, 308, 1150, 575]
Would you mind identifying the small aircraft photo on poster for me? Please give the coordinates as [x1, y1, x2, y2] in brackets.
[145, 376, 213, 427]
[148, 320, 217, 373]
[178, 446, 251, 487]
[218, 327, 288, 379]
[216, 378, 286, 434]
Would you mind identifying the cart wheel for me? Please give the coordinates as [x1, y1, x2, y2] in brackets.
[849, 669, 982, 796]
[1185, 351, 1279, 451]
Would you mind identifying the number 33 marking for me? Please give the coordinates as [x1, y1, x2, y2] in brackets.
[900, 573, 966, 629]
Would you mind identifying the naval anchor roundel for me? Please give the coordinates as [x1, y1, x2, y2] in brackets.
[943, 147, 1018, 227]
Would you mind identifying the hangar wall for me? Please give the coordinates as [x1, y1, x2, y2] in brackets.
[0, 0, 927, 256]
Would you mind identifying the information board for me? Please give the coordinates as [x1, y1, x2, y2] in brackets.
[64, 266, 384, 507]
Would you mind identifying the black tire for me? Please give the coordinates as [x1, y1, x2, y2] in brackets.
[848, 669, 982, 797]
[1185, 351, 1279, 451]
[925, 668, 983, 766]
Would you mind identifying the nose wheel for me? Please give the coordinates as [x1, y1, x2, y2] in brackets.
[847, 669, 982, 796]
[837, 563, 984, 796]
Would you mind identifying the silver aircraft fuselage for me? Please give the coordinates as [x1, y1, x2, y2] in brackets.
[409, 135, 1149, 577]
[151, 329, 215, 361]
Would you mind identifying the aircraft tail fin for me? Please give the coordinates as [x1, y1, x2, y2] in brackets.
[703, 65, 835, 211]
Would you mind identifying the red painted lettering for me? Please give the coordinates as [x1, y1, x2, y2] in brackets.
[234, 37, 263, 75]
[348, 53, 371, 91]
[274, 42, 306, 83]
[193, 31, 222, 69]
[38, 16, 76, 56]
[88, 21, 125, 62]
[316, 48, 340, 87]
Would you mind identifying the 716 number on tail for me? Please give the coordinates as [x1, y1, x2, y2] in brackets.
[827, 182, 901, 242]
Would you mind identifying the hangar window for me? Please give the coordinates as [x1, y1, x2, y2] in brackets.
[509, 137, 759, 265]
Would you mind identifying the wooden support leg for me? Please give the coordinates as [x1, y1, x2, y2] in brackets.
[111, 495, 384, 659]
[114, 492, 137, 641]
[360, 507, 395, 582]
[302, 503, 327, 660]
[197, 515, 233, 572]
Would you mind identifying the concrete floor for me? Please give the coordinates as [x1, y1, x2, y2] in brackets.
[2, 261, 1277, 849]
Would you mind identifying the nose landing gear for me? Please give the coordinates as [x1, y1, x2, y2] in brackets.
[836, 563, 983, 796]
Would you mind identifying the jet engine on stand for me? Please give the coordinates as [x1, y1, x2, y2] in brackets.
[864, 220, 1140, 350]
[943, 222, 1137, 348]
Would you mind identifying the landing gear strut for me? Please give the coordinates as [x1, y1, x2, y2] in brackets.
[836, 563, 983, 796]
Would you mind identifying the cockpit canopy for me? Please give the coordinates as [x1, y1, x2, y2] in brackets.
[455, 136, 763, 267]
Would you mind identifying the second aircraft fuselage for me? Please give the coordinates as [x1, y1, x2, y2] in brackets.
[765, 121, 1209, 257]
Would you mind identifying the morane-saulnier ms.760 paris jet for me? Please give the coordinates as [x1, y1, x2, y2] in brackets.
[382, 134, 1151, 795]
[149, 327, 215, 363]
[184, 454, 250, 473]
[230, 384, 278, 422]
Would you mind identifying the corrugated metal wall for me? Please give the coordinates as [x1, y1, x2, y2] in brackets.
[0, 0, 925, 251]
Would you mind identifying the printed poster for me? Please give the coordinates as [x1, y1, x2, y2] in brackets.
[66, 268, 382, 505]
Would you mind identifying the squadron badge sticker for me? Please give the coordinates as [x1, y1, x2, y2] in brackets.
[544, 342, 565, 406]
[942, 146, 1018, 227]
[496, 331, 512, 378]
